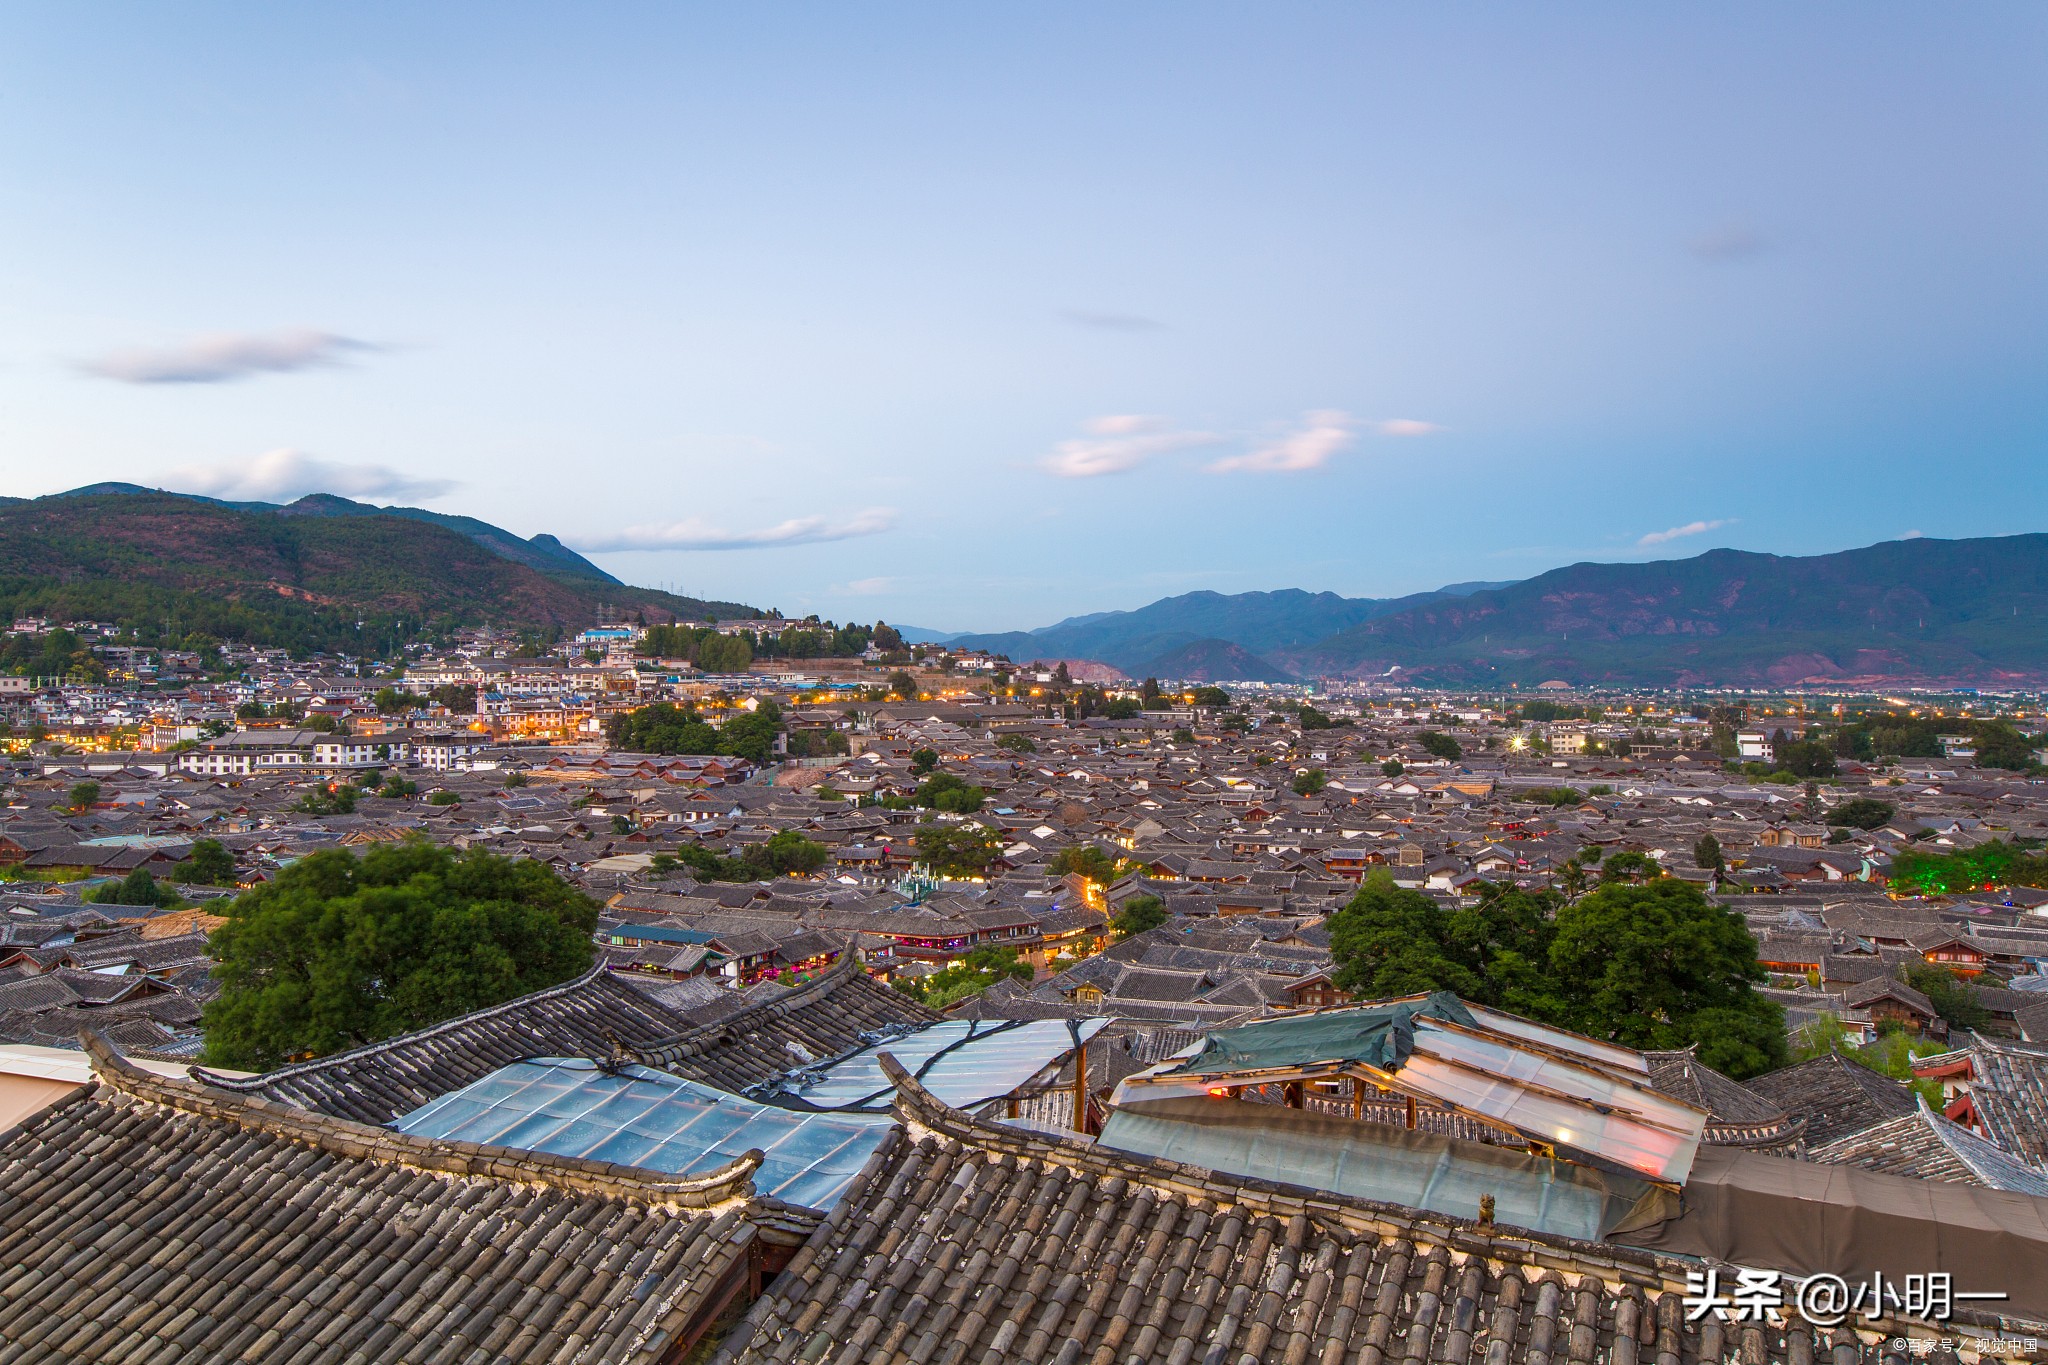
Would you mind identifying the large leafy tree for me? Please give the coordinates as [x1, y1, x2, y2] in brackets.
[913, 821, 1003, 879]
[606, 699, 781, 764]
[1327, 874, 1557, 1016]
[1547, 877, 1785, 1077]
[1330, 869, 1786, 1078]
[201, 841, 597, 1070]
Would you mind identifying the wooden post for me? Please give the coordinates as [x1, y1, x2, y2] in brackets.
[1072, 1041, 1088, 1134]
[1351, 1078, 1365, 1119]
[1405, 1095, 1417, 1130]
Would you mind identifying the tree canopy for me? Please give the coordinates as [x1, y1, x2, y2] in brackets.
[605, 699, 782, 765]
[913, 821, 1002, 879]
[743, 829, 828, 877]
[1829, 797, 1895, 830]
[1112, 894, 1166, 938]
[1417, 731, 1462, 761]
[892, 946, 1033, 1010]
[1327, 870, 1785, 1078]
[201, 841, 598, 1070]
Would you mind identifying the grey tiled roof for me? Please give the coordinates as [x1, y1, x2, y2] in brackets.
[193, 965, 696, 1124]
[631, 953, 939, 1091]
[713, 1053, 1866, 1365]
[0, 1034, 765, 1364]
[1746, 1052, 1919, 1146]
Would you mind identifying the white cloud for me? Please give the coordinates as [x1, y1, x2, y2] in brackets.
[1637, 518, 1735, 548]
[1901, 529, 1926, 540]
[1208, 410, 1357, 474]
[839, 576, 895, 595]
[80, 328, 376, 384]
[1040, 415, 1215, 478]
[1375, 418, 1442, 437]
[579, 507, 898, 552]
[163, 448, 455, 504]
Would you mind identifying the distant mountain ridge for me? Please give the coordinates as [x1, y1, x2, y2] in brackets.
[56, 483, 619, 584]
[0, 489, 757, 652]
[1288, 534, 2048, 687]
[927, 536, 2048, 686]
[941, 583, 1506, 679]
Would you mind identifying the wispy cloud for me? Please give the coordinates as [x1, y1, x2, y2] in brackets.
[1060, 309, 1165, 331]
[838, 576, 895, 595]
[1689, 224, 1766, 262]
[80, 328, 377, 384]
[1637, 517, 1735, 548]
[1209, 409, 1357, 474]
[1375, 418, 1441, 437]
[163, 448, 455, 504]
[579, 507, 898, 552]
[1041, 415, 1215, 478]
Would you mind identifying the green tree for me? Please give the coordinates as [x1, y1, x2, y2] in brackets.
[892, 946, 1034, 1009]
[1190, 686, 1231, 708]
[1971, 721, 2039, 771]
[744, 829, 828, 877]
[1298, 705, 1337, 730]
[913, 772, 986, 814]
[1898, 962, 1991, 1033]
[1328, 873, 1555, 1012]
[1292, 768, 1328, 796]
[201, 842, 599, 1070]
[1598, 850, 1662, 883]
[910, 747, 939, 775]
[1112, 894, 1167, 938]
[871, 622, 904, 652]
[373, 687, 428, 714]
[65, 780, 101, 811]
[1830, 797, 1895, 830]
[1693, 833, 1723, 873]
[1556, 859, 1589, 903]
[1547, 877, 1785, 1077]
[1418, 731, 1462, 761]
[994, 732, 1036, 754]
[184, 838, 237, 886]
[887, 670, 918, 699]
[294, 783, 359, 816]
[1051, 844, 1119, 886]
[1380, 759, 1404, 778]
[88, 868, 175, 908]
[1101, 698, 1143, 720]
[503, 770, 527, 788]
[913, 821, 1002, 879]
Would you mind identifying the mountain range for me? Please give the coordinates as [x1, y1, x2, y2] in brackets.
[0, 488, 757, 652]
[922, 535, 2048, 687]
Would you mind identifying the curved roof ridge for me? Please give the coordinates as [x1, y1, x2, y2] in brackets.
[191, 963, 668, 1092]
[84, 1028, 764, 1210]
[870, 1050, 1693, 1291]
[633, 952, 936, 1065]
[1918, 1096, 2048, 1194]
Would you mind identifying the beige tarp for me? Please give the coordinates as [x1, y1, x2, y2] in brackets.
[1619, 1147, 2048, 1322]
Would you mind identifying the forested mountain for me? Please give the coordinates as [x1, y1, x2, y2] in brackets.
[942, 536, 2048, 686]
[945, 585, 1497, 677]
[56, 484, 618, 583]
[0, 491, 755, 654]
[1288, 534, 2048, 687]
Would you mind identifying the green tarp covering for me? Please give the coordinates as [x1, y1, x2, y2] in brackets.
[1163, 992, 1477, 1078]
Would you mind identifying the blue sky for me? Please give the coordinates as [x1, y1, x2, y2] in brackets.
[1, 4, 2042, 631]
